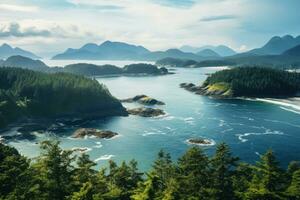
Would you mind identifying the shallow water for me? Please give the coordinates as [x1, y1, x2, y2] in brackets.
[6, 66, 300, 171]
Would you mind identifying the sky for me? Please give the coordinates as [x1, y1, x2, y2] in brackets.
[0, 0, 300, 57]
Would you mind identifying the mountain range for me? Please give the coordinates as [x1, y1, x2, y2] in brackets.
[52, 41, 220, 61]
[0, 43, 39, 59]
[180, 45, 236, 57]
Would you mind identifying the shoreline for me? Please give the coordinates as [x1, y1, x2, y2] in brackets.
[247, 97, 300, 111]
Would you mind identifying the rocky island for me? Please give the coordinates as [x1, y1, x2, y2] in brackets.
[127, 107, 165, 117]
[72, 128, 118, 139]
[121, 95, 165, 105]
[181, 67, 300, 98]
[187, 138, 215, 146]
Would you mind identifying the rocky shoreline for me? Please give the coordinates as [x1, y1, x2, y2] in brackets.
[127, 107, 165, 117]
[121, 95, 165, 105]
[186, 138, 215, 146]
[72, 128, 118, 139]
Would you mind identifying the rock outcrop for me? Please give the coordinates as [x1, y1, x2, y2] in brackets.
[72, 128, 118, 139]
[127, 107, 165, 117]
[122, 95, 165, 105]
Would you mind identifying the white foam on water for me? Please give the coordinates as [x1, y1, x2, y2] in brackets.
[221, 128, 233, 133]
[93, 141, 103, 148]
[236, 129, 284, 143]
[264, 119, 300, 128]
[279, 106, 300, 115]
[142, 131, 166, 136]
[94, 155, 115, 162]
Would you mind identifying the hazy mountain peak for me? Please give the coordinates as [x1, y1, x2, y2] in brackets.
[197, 49, 220, 57]
[0, 43, 40, 59]
[179, 45, 235, 56]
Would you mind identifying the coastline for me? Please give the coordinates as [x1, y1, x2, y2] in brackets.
[249, 97, 300, 111]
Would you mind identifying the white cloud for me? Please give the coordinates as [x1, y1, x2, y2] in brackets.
[0, 4, 38, 12]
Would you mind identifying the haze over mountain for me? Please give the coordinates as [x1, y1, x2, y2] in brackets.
[196, 49, 220, 58]
[180, 45, 236, 57]
[245, 35, 300, 55]
[0, 44, 40, 59]
[52, 41, 210, 61]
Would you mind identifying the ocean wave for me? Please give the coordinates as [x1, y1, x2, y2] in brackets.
[93, 141, 103, 148]
[279, 106, 300, 115]
[142, 131, 166, 136]
[94, 155, 115, 162]
[236, 129, 284, 143]
[264, 119, 300, 128]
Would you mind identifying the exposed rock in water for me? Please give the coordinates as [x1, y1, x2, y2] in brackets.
[187, 138, 215, 146]
[121, 95, 165, 105]
[127, 107, 165, 117]
[72, 128, 118, 139]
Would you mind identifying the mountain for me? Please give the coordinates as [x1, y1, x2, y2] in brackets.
[52, 41, 151, 60]
[246, 35, 300, 55]
[180, 45, 236, 56]
[196, 49, 220, 57]
[1, 55, 49, 71]
[282, 44, 300, 56]
[0, 43, 40, 59]
[52, 41, 214, 61]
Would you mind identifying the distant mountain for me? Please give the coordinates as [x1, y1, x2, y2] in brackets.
[246, 35, 300, 55]
[0, 43, 40, 59]
[52, 41, 215, 61]
[1, 55, 48, 71]
[282, 44, 300, 56]
[180, 45, 236, 56]
[196, 49, 220, 57]
[52, 41, 151, 60]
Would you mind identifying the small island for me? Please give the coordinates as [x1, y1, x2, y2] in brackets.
[0, 68, 127, 129]
[72, 128, 118, 139]
[121, 95, 165, 105]
[186, 138, 215, 146]
[127, 107, 165, 117]
[181, 67, 300, 98]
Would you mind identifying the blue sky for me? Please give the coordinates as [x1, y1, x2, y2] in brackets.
[0, 0, 299, 57]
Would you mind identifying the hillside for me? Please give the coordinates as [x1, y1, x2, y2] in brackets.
[185, 67, 300, 98]
[0, 67, 127, 128]
[245, 35, 300, 55]
[283, 44, 300, 56]
[0, 43, 39, 59]
[196, 49, 220, 57]
[180, 45, 236, 56]
[1, 55, 49, 71]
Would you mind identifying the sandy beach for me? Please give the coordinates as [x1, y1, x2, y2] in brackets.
[256, 97, 300, 111]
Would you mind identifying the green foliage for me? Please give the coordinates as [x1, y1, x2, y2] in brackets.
[0, 67, 125, 128]
[0, 142, 298, 200]
[204, 67, 300, 97]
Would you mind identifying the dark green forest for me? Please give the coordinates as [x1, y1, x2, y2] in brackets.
[0, 141, 299, 200]
[0, 67, 126, 128]
[203, 67, 300, 97]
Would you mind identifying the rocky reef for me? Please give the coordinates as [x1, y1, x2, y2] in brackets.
[127, 107, 165, 117]
[72, 128, 118, 139]
[121, 95, 165, 105]
[187, 138, 215, 146]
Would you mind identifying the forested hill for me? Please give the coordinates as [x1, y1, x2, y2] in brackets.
[202, 67, 300, 97]
[0, 67, 127, 128]
[0, 141, 299, 199]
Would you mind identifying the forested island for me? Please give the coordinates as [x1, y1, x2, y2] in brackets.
[0, 141, 299, 199]
[0, 56, 170, 77]
[181, 67, 300, 98]
[0, 67, 127, 128]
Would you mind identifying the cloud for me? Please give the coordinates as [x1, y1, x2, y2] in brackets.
[0, 3, 38, 12]
[200, 15, 237, 22]
[0, 23, 51, 38]
[151, 0, 196, 8]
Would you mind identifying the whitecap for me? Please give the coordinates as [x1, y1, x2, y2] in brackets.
[279, 106, 300, 115]
[142, 131, 166, 136]
[94, 155, 115, 162]
[93, 141, 103, 148]
[236, 129, 284, 143]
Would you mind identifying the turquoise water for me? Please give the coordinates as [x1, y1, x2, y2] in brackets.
[7, 67, 300, 170]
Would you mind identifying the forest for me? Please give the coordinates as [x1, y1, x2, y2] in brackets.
[203, 67, 300, 97]
[0, 141, 299, 200]
[0, 67, 126, 128]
